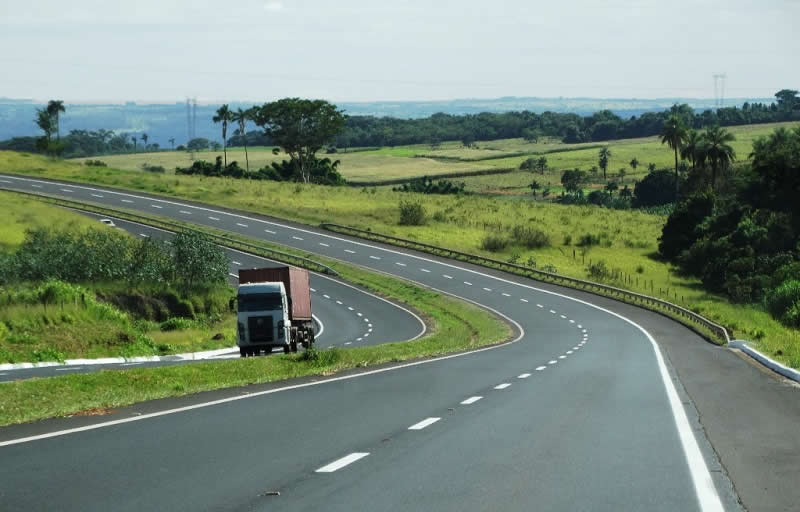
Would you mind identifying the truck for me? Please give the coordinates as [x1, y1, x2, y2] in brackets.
[236, 266, 315, 357]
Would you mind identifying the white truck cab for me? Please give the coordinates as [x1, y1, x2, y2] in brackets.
[236, 282, 292, 356]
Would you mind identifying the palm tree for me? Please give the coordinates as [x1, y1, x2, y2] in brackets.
[660, 115, 688, 200]
[132, 135, 137, 152]
[141, 133, 148, 150]
[231, 107, 251, 172]
[169, 137, 175, 150]
[702, 125, 736, 190]
[629, 157, 639, 173]
[680, 130, 703, 173]
[213, 104, 232, 167]
[598, 146, 611, 181]
[46, 100, 65, 141]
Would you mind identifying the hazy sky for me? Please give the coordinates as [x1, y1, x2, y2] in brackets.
[1, 0, 798, 103]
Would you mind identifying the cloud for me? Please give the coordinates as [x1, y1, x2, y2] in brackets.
[264, 1, 283, 11]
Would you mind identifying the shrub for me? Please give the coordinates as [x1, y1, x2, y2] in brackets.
[765, 280, 800, 326]
[160, 317, 195, 331]
[84, 160, 107, 167]
[141, 163, 166, 173]
[587, 260, 611, 281]
[577, 233, 601, 247]
[398, 200, 426, 226]
[510, 226, 550, 249]
[562, 234, 572, 246]
[480, 233, 509, 252]
[432, 211, 447, 222]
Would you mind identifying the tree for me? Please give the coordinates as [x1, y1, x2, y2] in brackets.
[170, 231, 229, 291]
[598, 146, 611, 180]
[605, 181, 618, 196]
[461, 134, 475, 148]
[169, 137, 175, 150]
[231, 107, 252, 172]
[536, 156, 548, 175]
[35, 108, 53, 144]
[561, 169, 588, 195]
[187, 138, 210, 151]
[633, 170, 680, 208]
[529, 180, 541, 197]
[522, 127, 540, 143]
[648, 162, 657, 172]
[617, 168, 626, 181]
[680, 129, 703, 173]
[141, 133, 148, 150]
[701, 125, 736, 190]
[660, 114, 688, 200]
[775, 89, 799, 112]
[132, 135, 137, 152]
[213, 104, 232, 167]
[46, 100, 65, 141]
[629, 157, 639, 172]
[252, 98, 346, 183]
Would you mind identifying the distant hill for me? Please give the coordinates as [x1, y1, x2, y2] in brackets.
[0, 96, 773, 147]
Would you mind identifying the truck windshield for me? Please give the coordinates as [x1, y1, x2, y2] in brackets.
[238, 293, 283, 312]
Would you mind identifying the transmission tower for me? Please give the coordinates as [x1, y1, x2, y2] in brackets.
[713, 73, 727, 109]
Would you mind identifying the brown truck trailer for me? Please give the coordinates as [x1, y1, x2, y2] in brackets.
[238, 266, 314, 352]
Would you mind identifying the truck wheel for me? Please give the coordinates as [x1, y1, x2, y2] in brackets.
[290, 340, 298, 353]
[240, 347, 246, 358]
[283, 346, 290, 354]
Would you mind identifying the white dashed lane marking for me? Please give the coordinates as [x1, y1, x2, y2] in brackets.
[60, 188, 74, 193]
[151, 205, 163, 209]
[345, 249, 355, 254]
[139, 233, 148, 237]
[121, 199, 133, 203]
[180, 210, 192, 215]
[518, 373, 531, 379]
[319, 243, 329, 247]
[502, 293, 511, 297]
[494, 383, 512, 390]
[420, 268, 431, 273]
[369, 255, 381, 260]
[316, 453, 370, 473]
[408, 417, 441, 430]
[550, 310, 557, 314]
[91, 193, 103, 197]
[293, 236, 304, 241]
[548, 360, 558, 365]
[31, 184, 42, 188]
[520, 298, 528, 303]
[232, 261, 241, 266]
[559, 355, 567, 359]
[336, 300, 342, 305]
[264, 229, 275, 234]
[323, 294, 330, 299]
[347, 307, 354, 311]
[536, 366, 547, 371]
[483, 287, 492, 292]
[537, 304, 543, 308]
[396, 262, 406, 267]
[560, 315, 567, 319]
[464, 281, 473, 286]
[209, 216, 220, 221]
[569, 320, 575, 323]
[236, 223, 248, 227]
[443, 275, 453, 279]
[567, 351, 573, 354]
[461, 396, 482, 405]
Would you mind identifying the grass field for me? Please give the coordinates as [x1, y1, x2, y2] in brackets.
[3, 146, 798, 369]
[76, 121, 799, 187]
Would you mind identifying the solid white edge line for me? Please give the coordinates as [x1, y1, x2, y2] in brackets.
[315, 452, 370, 473]
[460, 396, 482, 405]
[408, 417, 440, 430]
[0, 176, 727, 509]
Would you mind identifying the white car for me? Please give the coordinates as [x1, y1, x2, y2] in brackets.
[98, 218, 116, 227]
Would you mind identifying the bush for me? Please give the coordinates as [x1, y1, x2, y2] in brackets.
[576, 233, 601, 247]
[398, 200, 426, 226]
[84, 160, 107, 167]
[160, 317, 195, 331]
[765, 280, 800, 326]
[633, 170, 681, 208]
[510, 225, 550, 249]
[480, 233, 509, 252]
[141, 163, 166, 173]
[587, 260, 611, 281]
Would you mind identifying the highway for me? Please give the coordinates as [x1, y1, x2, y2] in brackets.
[1, 175, 799, 511]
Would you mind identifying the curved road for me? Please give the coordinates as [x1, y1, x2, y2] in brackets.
[1, 175, 799, 511]
[0, 214, 425, 382]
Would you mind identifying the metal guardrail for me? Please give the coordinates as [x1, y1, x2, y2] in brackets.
[4, 189, 339, 277]
[321, 223, 731, 343]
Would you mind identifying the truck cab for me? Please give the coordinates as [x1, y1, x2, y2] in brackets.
[236, 282, 292, 356]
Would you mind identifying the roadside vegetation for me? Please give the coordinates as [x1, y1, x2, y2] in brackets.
[0, 241, 511, 426]
[0, 192, 235, 363]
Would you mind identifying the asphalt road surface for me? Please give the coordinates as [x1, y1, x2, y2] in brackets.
[2, 175, 799, 512]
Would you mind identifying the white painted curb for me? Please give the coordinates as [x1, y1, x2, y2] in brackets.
[0, 346, 239, 372]
[729, 340, 800, 384]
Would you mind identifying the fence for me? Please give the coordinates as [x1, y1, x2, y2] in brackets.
[321, 223, 730, 343]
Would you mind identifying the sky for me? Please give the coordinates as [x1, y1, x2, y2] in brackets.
[1, 0, 798, 103]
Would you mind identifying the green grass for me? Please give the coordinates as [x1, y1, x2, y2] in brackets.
[0, 193, 237, 362]
[0, 260, 511, 426]
[0, 190, 111, 251]
[3, 148, 798, 369]
[76, 121, 800, 187]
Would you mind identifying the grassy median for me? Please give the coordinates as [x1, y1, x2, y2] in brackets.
[0, 247, 511, 426]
